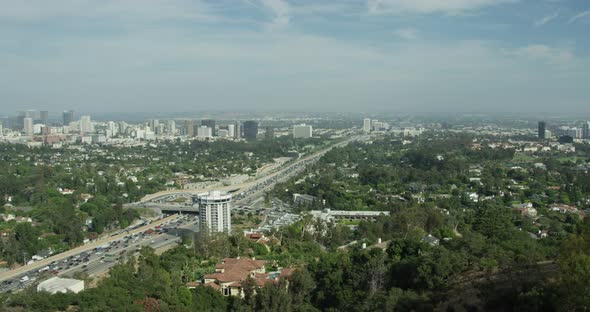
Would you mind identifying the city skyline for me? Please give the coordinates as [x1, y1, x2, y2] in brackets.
[1, 0, 589, 113]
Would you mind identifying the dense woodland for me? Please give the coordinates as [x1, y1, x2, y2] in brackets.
[2, 132, 590, 311]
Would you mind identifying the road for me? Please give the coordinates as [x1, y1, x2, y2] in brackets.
[138, 135, 366, 203]
[0, 134, 368, 293]
[0, 214, 179, 284]
[0, 215, 199, 293]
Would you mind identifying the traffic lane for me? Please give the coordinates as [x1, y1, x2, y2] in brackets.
[0, 214, 180, 283]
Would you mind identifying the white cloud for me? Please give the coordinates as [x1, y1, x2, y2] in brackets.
[393, 28, 418, 40]
[569, 10, 590, 24]
[367, 0, 517, 15]
[260, 0, 290, 29]
[535, 11, 558, 26]
[511, 44, 573, 65]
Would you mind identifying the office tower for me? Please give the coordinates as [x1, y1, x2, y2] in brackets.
[538, 121, 546, 140]
[235, 121, 241, 139]
[63, 111, 74, 126]
[118, 121, 128, 135]
[583, 122, 590, 140]
[243, 120, 258, 140]
[183, 120, 194, 136]
[363, 118, 371, 133]
[166, 120, 176, 134]
[227, 124, 235, 138]
[23, 117, 33, 136]
[79, 116, 93, 133]
[293, 124, 313, 138]
[107, 121, 117, 138]
[149, 120, 159, 132]
[0, 122, 3, 136]
[197, 126, 212, 138]
[265, 126, 274, 139]
[193, 191, 232, 233]
[40, 111, 49, 124]
[25, 109, 38, 120]
[201, 119, 216, 136]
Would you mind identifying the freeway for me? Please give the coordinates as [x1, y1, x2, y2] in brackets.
[0, 214, 179, 285]
[139, 135, 367, 204]
[0, 215, 197, 293]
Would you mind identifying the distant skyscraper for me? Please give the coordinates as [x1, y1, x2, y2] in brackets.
[227, 124, 235, 138]
[583, 122, 590, 140]
[40, 111, 49, 124]
[243, 121, 258, 140]
[166, 120, 176, 134]
[23, 117, 33, 136]
[150, 120, 159, 132]
[194, 191, 232, 233]
[25, 109, 38, 120]
[293, 124, 313, 138]
[363, 118, 371, 133]
[107, 121, 117, 138]
[0, 122, 3, 136]
[235, 121, 241, 139]
[265, 126, 274, 139]
[538, 121, 546, 140]
[201, 119, 216, 136]
[63, 110, 74, 126]
[79, 116, 93, 133]
[197, 126, 212, 138]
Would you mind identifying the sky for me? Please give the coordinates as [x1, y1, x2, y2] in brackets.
[0, 0, 589, 114]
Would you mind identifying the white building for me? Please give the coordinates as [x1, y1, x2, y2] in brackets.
[37, 277, 84, 294]
[107, 121, 118, 138]
[193, 191, 232, 233]
[23, 117, 34, 136]
[293, 124, 313, 139]
[218, 129, 229, 138]
[197, 126, 213, 138]
[79, 116, 93, 133]
[363, 118, 371, 133]
[0, 122, 3, 136]
[167, 120, 176, 134]
[227, 124, 235, 138]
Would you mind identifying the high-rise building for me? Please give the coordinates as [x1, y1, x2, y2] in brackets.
[202, 119, 216, 136]
[40, 111, 49, 124]
[235, 121, 241, 139]
[25, 110, 38, 120]
[166, 120, 176, 134]
[80, 116, 93, 133]
[227, 124, 235, 138]
[150, 120, 159, 132]
[293, 124, 313, 138]
[265, 126, 274, 139]
[363, 118, 371, 133]
[183, 120, 194, 136]
[0, 122, 3, 136]
[243, 121, 258, 140]
[23, 117, 34, 136]
[583, 122, 590, 140]
[193, 191, 232, 233]
[63, 111, 75, 126]
[538, 121, 546, 140]
[197, 126, 212, 138]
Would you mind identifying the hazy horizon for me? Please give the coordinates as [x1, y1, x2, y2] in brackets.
[1, 0, 589, 113]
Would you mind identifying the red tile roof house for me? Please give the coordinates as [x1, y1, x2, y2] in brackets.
[199, 258, 293, 297]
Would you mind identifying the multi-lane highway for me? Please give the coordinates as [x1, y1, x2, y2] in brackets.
[0, 134, 369, 294]
[0, 214, 200, 292]
[138, 135, 367, 206]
